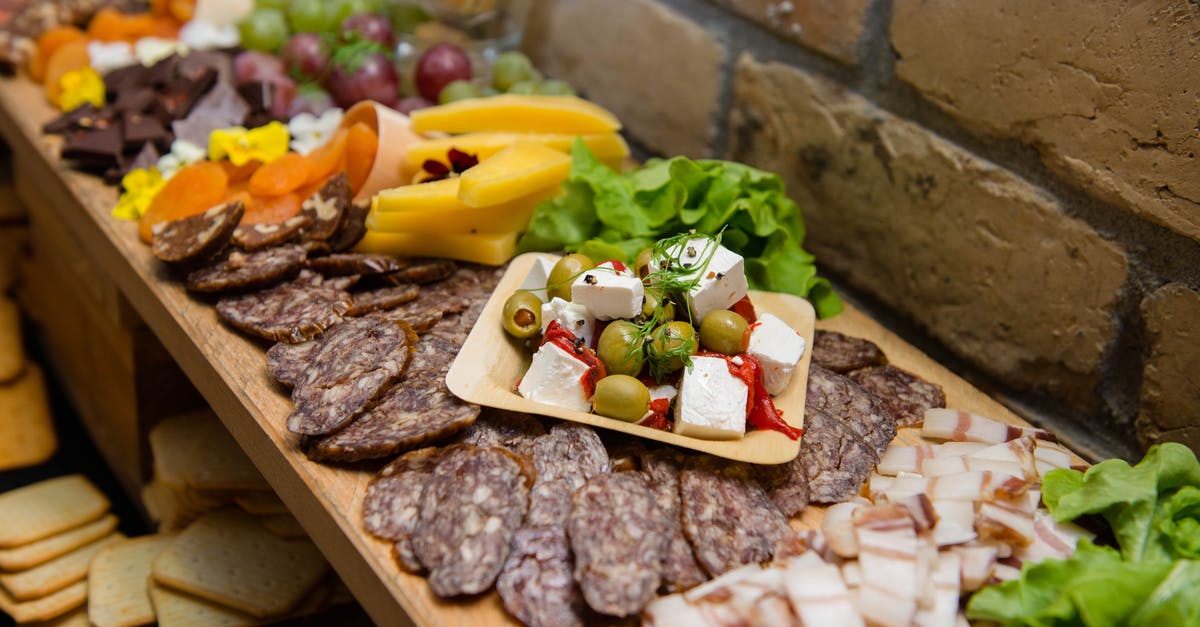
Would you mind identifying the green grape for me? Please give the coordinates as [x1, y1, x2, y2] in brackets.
[506, 80, 538, 95]
[256, 0, 289, 10]
[327, 0, 379, 28]
[438, 80, 480, 104]
[491, 51, 540, 92]
[238, 8, 290, 52]
[287, 0, 330, 32]
[388, 3, 430, 34]
[535, 79, 576, 96]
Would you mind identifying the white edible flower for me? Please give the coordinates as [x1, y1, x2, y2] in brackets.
[179, 20, 240, 50]
[191, 0, 254, 28]
[288, 109, 344, 156]
[156, 139, 206, 180]
[87, 41, 136, 75]
[135, 37, 188, 67]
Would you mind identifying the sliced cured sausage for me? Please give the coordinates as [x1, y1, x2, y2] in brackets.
[756, 456, 811, 517]
[300, 173, 350, 241]
[265, 339, 317, 388]
[362, 446, 451, 572]
[232, 214, 311, 251]
[345, 284, 421, 317]
[811, 330, 887, 373]
[386, 259, 457, 285]
[307, 253, 407, 277]
[638, 450, 708, 592]
[459, 410, 547, 458]
[800, 407, 877, 504]
[215, 270, 353, 343]
[412, 445, 534, 597]
[568, 472, 668, 617]
[806, 363, 897, 457]
[848, 364, 946, 426]
[498, 527, 584, 627]
[328, 198, 370, 252]
[531, 423, 610, 490]
[187, 243, 307, 293]
[152, 200, 243, 265]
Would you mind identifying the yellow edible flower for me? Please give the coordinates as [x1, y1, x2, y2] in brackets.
[57, 67, 105, 111]
[208, 121, 290, 166]
[111, 167, 166, 221]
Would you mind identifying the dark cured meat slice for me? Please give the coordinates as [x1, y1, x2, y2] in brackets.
[151, 200, 243, 264]
[524, 479, 575, 529]
[304, 333, 480, 462]
[638, 450, 708, 592]
[328, 198, 370, 252]
[497, 527, 584, 627]
[811, 330, 887, 373]
[345, 284, 421, 317]
[568, 472, 668, 617]
[756, 456, 812, 517]
[215, 270, 352, 343]
[300, 172, 350, 241]
[265, 339, 317, 388]
[680, 458, 793, 578]
[186, 243, 307, 293]
[848, 364, 946, 427]
[232, 214, 311, 251]
[362, 446, 451, 573]
[532, 423, 611, 490]
[286, 317, 416, 435]
[413, 445, 534, 597]
[800, 408, 877, 504]
[370, 265, 501, 332]
[806, 363, 897, 457]
[386, 259, 457, 285]
[459, 410, 547, 458]
[306, 253, 407, 277]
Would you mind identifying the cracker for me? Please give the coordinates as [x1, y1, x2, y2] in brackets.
[0, 364, 57, 472]
[0, 514, 118, 572]
[27, 606, 89, 627]
[233, 492, 287, 516]
[0, 297, 22, 382]
[148, 584, 255, 627]
[0, 534, 123, 601]
[141, 482, 197, 533]
[87, 534, 177, 627]
[258, 515, 306, 539]
[0, 476, 109, 548]
[150, 510, 328, 618]
[149, 413, 269, 492]
[0, 579, 86, 623]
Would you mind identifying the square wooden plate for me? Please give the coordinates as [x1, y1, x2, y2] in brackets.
[445, 253, 815, 464]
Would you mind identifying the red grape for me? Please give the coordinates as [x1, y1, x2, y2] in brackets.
[234, 50, 286, 84]
[326, 51, 399, 108]
[394, 96, 434, 116]
[288, 87, 336, 117]
[265, 74, 298, 118]
[281, 33, 330, 80]
[342, 13, 396, 48]
[414, 43, 472, 102]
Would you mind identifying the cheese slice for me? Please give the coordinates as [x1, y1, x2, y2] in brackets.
[406, 132, 629, 170]
[367, 185, 559, 234]
[354, 230, 517, 265]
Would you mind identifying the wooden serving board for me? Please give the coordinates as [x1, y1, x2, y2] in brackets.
[0, 75, 1084, 626]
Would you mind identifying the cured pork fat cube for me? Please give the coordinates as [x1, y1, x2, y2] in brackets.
[745, 313, 806, 395]
[570, 261, 643, 320]
[518, 342, 593, 412]
[674, 356, 747, 440]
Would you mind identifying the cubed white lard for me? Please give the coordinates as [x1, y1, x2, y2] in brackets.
[650, 238, 748, 321]
[518, 342, 592, 412]
[540, 297, 597, 346]
[570, 261, 643, 320]
[674, 356, 748, 440]
[745, 312, 806, 395]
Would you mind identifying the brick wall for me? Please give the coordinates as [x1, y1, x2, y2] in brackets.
[521, 0, 1200, 459]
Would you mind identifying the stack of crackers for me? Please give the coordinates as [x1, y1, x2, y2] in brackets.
[0, 293, 57, 471]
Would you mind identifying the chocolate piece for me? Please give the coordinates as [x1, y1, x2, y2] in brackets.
[233, 215, 312, 251]
[237, 81, 275, 114]
[300, 173, 351, 241]
[112, 87, 156, 115]
[152, 201, 244, 265]
[43, 103, 100, 135]
[122, 111, 171, 152]
[61, 125, 123, 168]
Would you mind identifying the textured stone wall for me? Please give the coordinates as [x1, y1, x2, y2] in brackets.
[521, 0, 1200, 458]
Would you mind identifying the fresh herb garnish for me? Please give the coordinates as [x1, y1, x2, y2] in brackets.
[329, 40, 388, 74]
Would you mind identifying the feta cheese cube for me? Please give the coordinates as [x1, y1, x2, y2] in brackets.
[518, 343, 593, 412]
[674, 356, 748, 440]
[745, 313, 806, 395]
[570, 261, 644, 320]
[540, 297, 597, 346]
[648, 384, 678, 404]
[651, 238, 748, 321]
[521, 256, 558, 302]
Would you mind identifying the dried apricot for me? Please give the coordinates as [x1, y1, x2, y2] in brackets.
[248, 153, 311, 197]
[344, 122, 378, 194]
[220, 159, 261, 184]
[43, 39, 92, 106]
[304, 128, 348, 185]
[242, 193, 302, 225]
[167, 0, 194, 23]
[138, 162, 229, 243]
[86, 8, 128, 41]
[31, 27, 86, 83]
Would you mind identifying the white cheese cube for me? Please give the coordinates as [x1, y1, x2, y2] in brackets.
[674, 356, 748, 440]
[648, 384, 678, 404]
[746, 313, 806, 395]
[520, 256, 558, 302]
[540, 297, 597, 346]
[518, 343, 593, 412]
[570, 261, 644, 321]
[651, 238, 748, 321]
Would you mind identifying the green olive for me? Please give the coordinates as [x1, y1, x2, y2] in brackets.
[648, 321, 697, 374]
[634, 247, 654, 279]
[546, 253, 594, 301]
[593, 375, 650, 423]
[597, 321, 645, 376]
[640, 291, 676, 320]
[501, 290, 542, 339]
[699, 310, 749, 355]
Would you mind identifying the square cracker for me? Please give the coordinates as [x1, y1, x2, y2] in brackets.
[0, 476, 109, 548]
[232, 492, 287, 516]
[148, 584, 255, 627]
[0, 514, 118, 572]
[26, 606, 89, 627]
[0, 534, 123, 601]
[150, 509, 328, 618]
[0, 297, 23, 382]
[0, 364, 57, 472]
[87, 534, 177, 627]
[0, 579, 86, 624]
[149, 413, 269, 492]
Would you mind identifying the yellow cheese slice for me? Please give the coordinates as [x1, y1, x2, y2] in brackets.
[368, 185, 559, 234]
[410, 94, 621, 135]
[355, 230, 518, 266]
[406, 132, 629, 170]
[457, 142, 571, 208]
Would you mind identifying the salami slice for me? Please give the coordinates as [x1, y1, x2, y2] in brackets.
[756, 456, 811, 517]
[848, 364, 946, 426]
[371, 308, 444, 334]
[345, 284, 421, 317]
[307, 253, 407, 277]
[304, 333, 479, 462]
[186, 243, 307, 293]
[370, 265, 500, 332]
[412, 445, 534, 597]
[680, 458, 793, 577]
[386, 259, 457, 285]
[152, 200, 243, 265]
[286, 317, 417, 435]
[216, 270, 353, 343]
[362, 446, 450, 572]
[498, 527, 584, 627]
[638, 450, 708, 592]
[265, 339, 317, 388]
[232, 214, 311, 251]
[459, 410, 547, 458]
[799, 407, 877, 504]
[568, 472, 668, 617]
[806, 363, 897, 457]
[532, 423, 610, 490]
[811, 330, 887, 373]
[328, 198, 370, 252]
[300, 173, 351, 241]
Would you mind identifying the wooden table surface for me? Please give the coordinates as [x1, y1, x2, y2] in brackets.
[0, 75, 1066, 626]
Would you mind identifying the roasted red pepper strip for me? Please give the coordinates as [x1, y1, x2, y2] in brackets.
[701, 351, 802, 440]
[541, 320, 607, 399]
[639, 398, 672, 431]
[730, 295, 757, 325]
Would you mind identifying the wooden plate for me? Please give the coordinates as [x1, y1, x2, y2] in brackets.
[445, 252, 815, 464]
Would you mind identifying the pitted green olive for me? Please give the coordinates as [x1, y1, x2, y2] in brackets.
[593, 375, 650, 422]
[699, 310, 749, 355]
[597, 321, 645, 376]
[640, 291, 676, 320]
[634, 247, 654, 279]
[502, 290, 542, 339]
[546, 253, 594, 301]
[648, 321, 696, 374]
